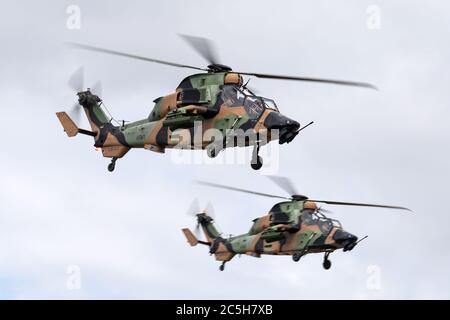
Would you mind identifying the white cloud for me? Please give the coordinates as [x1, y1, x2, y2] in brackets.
[0, 0, 449, 299]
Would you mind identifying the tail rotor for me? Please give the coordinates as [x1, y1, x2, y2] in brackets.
[91, 80, 102, 97]
[186, 199, 215, 237]
[186, 198, 202, 237]
[67, 67, 103, 125]
[68, 67, 84, 124]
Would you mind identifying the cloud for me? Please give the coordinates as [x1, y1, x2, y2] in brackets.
[0, 0, 449, 299]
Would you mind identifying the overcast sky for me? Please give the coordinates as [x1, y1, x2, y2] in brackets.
[0, 0, 449, 299]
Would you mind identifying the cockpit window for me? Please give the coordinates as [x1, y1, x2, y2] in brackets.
[272, 211, 290, 224]
[301, 209, 318, 224]
[221, 85, 244, 107]
[244, 96, 265, 119]
[220, 85, 279, 119]
[301, 209, 341, 233]
[262, 98, 278, 111]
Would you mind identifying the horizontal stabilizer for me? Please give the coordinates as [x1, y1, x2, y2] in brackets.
[56, 112, 96, 137]
[182, 228, 198, 246]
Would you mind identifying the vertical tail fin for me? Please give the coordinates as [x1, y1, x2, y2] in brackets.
[183, 213, 235, 264]
[181, 213, 220, 246]
[197, 213, 236, 263]
[77, 90, 111, 133]
[58, 90, 131, 159]
[197, 213, 221, 243]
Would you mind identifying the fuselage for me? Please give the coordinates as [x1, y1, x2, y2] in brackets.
[199, 200, 358, 262]
[78, 71, 300, 159]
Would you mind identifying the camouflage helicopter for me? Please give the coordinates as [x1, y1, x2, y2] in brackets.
[182, 177, 410, 271]
[56, 35, 376, 172]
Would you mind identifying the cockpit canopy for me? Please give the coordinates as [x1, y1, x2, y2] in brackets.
[301, 208, 342, 231]
[248, 201, 342, 236]
[176, 72, 278, 120]
[221, 84, 279, 119]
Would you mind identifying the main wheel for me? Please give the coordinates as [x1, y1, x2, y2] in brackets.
[107, 163, 115, 172]
[292, 253, 302, 262]
[323, 259, 332, 270]
[219, 264, 225, 271]
[251, 156, 263, 170]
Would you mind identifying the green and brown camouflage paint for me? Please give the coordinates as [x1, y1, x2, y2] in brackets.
[56, 72, 300, 160]
[184, 200, 358, 264]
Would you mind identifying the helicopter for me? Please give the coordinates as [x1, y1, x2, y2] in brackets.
[56, 35, 377, 172]
[182, 177, 410, 271]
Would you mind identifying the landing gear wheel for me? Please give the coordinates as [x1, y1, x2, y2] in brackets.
[108, 158, 117, 172]
[108, 163, 115, 172]
[251, 156, 263, 170]
[219, 263, 225, 271]
[292, 252, 302, 262]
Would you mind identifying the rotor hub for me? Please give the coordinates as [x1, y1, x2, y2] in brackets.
[207, 64, 232, 73]
[291, 194, 309, 201]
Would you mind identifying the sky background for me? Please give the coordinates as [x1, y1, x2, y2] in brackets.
[0, 0, 449, 299]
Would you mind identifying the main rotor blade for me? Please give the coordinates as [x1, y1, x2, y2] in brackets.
[267, 176, 299, 197]
[194, 222, 201, 237]
[309, 199, 411, 211]
[67, 43, 207, 72]
[196, 181, 289, 200]
[238, 72, 378, 90]
[178, 34, 219, 65]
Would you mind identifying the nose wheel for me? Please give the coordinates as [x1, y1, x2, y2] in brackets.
[251, 144, 263, 170]
[323, 252, 332, 270]
[107, 157, 117, 172]
[219, 262, 226, 271]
